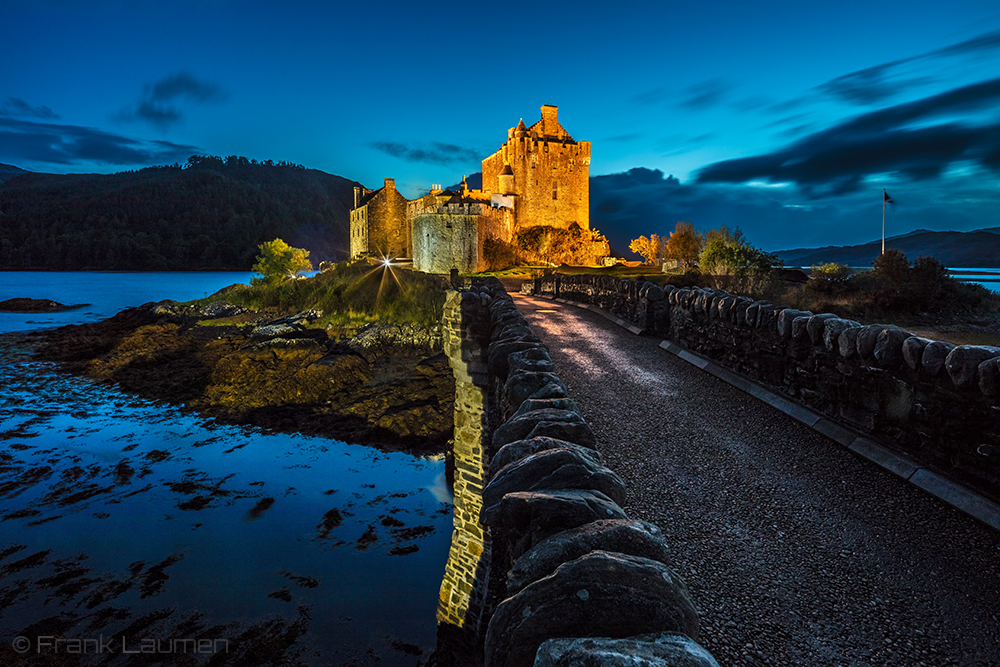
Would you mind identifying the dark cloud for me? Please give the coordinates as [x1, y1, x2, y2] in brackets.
[696, 77, 1000, 195]
[817, 29, 1000, 105]
[631, 87, 671, 106]
[818, 66, 932, 105]
[604, 133, 643, 143]
[1, 97, 59, 119]
[679, 79, 732, 110]
[590, 166, 1000, 257]
[370, 141, 481, 166]
[116, 72, 227, 129]
[0, 117, 198, 167]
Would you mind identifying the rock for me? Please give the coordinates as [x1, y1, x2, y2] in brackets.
[493, 409, 589, 451]
[491, 437, 603, 475]
[197, 300, 246, 318]
[873, 326, 913, 368]
[507, 519, 671, 595]
[921, 340, 957, 376]
[856, 324, 891, 359]
[513, 397, 581, 418]
[791, 315, 812, 341]
[777, 309, 812, 339]
[946, 345, 1000, 389]
[481, 490, 627, 560]
[517, 420, 598, 450]
[838, 327, 862, 359]
[823, 318, 861, 353]
[0, 297, 88, 312]
[508, 347, 555, 376]
[644, 285, 664, 301]
[535, 633, 721, 667]
[529, 383, 571, 400]
[805, 313, 840, 346]
[483, 551, 699, 667]
[504, 371, 569, 411]
[483, 448, 626, 511]
[489, 339, 548, 380]
[902, 337, 933, 371]
[979, 357, 1000, 396]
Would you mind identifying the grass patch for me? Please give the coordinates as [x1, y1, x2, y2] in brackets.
[193, 262, 448, 330]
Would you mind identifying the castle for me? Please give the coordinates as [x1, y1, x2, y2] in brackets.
[349, 105, 606, 272]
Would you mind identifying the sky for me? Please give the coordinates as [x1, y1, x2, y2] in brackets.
[2, 0, 999, 254]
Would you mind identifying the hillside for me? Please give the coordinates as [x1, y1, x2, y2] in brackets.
[0, 163, 27, 184]
[0, 156, 359, 271]
[775, 228, 1000, 268]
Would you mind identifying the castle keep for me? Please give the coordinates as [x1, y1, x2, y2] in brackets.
[351, 106, 603, 272]
[481, 104, 590, 233]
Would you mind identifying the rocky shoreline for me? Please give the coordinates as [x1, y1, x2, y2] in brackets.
[25, 299, 455, 454]
[0, 297, 88, 312]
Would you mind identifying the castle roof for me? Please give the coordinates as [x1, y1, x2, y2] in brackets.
[355, 187, 382, 208]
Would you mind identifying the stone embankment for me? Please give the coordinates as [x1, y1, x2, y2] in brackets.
[436, 278, 720, 667]
[526, 274, 1000, 500]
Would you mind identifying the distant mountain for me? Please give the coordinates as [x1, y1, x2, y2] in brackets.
[774, 228, 1000, 268]
[0, 163, 27, 184]
[0, 156, 359, 271]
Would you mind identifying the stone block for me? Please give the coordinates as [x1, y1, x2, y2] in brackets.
[535, 633, 720, 667]
[946, 345, 1000, 389]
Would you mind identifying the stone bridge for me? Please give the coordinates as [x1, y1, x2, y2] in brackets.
[429, 274, 1000, 667]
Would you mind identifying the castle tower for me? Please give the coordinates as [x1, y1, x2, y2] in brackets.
[481, 105, 590, 233]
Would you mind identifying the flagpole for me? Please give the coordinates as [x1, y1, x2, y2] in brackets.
[882, 189, 886, 255]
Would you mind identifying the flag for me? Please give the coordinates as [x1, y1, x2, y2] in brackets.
[884, 190, 895, 204]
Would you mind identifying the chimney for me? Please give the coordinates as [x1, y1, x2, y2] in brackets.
[541, 104, 558, 132]
[384, 178, 395, 190]
[353, 186, 361, 208]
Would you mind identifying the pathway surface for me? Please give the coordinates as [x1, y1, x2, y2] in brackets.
[513, 293, 1000, 667]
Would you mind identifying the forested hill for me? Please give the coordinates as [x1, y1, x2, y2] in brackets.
[774, 227, 1000, 268]
[0, 163, 27, 184]
[0, 156, 359, 271]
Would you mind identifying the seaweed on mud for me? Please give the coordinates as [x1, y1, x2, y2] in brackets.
[391, 525, 435, 542]
[280, 570, 320, 589]
[3, 549, 52, 573]
[0, 544, 27, 561]
[317, 508, 344, 538]
[268, 587, 293, 602]
[355, 524, 378, 551]
[138, 554, 184, 598]
[246, 496, 275, 519]
[380, 516, 405, 528]
[387, 545, 419, 556]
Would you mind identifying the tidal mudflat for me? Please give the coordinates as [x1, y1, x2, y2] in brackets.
[0, 333, 452, 666]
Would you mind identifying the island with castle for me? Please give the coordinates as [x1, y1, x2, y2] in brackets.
[349, 105, 610, 272]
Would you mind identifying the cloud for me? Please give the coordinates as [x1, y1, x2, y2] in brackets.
[0, 117, 199, 168]
[631, 87, 671, 106]
[116, 72, 227, 129]
[370, 141, 481, 166]
[1, 97, 59, 119]
[818, 29, 1000, 105]
[679, 79, 732, 110]
[604, 133, 643, 143]
[695, 77, 1000, 194]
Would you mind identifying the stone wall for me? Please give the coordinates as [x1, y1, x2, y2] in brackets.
[529, 274, 1000, 498]
[481, 105, 590, 233]
[350, 179, 409, 258]
[412, 213, 479, 274]
[438, 278, 719, 667]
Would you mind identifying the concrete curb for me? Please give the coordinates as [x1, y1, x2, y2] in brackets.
[530, 293, 1000, 533]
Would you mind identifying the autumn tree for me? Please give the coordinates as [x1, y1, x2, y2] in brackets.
[698, 226, 780, 295]
[251, 238, 313, 285]
[665, 221, 703, 267]
[628, 234, 666, 264]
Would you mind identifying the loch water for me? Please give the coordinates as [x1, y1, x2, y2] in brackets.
[0, 272, 452, 665]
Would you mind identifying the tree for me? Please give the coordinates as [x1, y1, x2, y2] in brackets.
[251, 238, 313, 285]
[698, 225, 780, 295]
[665, 221, 702, 267]
[628, 234, 666, 264]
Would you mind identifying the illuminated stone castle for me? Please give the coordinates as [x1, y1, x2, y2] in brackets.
[351, 105, 602, 272]
[481, 104, 590, 233]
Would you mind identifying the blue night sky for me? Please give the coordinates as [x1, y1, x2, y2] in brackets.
[2, 0, 999, 254]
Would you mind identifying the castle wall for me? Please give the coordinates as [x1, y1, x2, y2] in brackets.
[482, 107, 590, 234]
[412, 213, 480, 274]
[350, 180, 410, 259]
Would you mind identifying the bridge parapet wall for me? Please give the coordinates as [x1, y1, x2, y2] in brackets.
[439, 278, 720, 667]
[530, 274, 1000, 498]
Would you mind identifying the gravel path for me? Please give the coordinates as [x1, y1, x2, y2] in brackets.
[514, 294, 1000, 667]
